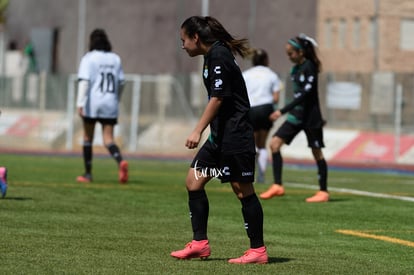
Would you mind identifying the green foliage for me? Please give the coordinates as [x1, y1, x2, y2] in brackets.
[0, 0, 8, 24]
[0, 154, 413, 274]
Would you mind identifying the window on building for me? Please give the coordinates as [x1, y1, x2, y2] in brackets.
[400, 19, 414, 50]
[324, 19, 332, 48]
[338, 18, 346, 48]
[368, 17, 376, 48]
[353, 18, 360, 48]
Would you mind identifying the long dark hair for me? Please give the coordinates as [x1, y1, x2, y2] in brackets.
[288, 34, 321, 72]
[89, 28, 112, 52]
[251, 48, 269, 66]
[181, 16, 251, 58]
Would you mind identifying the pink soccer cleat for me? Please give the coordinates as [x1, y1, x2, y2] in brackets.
[119, 160, 128, 184]
[228, 246, 268, 264]
[170, 240, 211, 260]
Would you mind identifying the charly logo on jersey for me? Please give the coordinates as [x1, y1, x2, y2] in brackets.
[214, 66, 221, 74]
[203, 66, 208, 79]
[214, 79, 223, 89]
[308, 75, 314, 82]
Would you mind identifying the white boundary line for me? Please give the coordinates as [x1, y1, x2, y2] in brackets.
[287, 182, 414, 202]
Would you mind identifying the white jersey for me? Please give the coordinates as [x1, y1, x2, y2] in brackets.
[77, 50, 124, 118]
[242, 65, 281, 107]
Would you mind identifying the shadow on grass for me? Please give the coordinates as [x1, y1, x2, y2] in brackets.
[268, 257, 291, 264]
[327, 198, 349, 203]
[2, 197, 33, 201]
[201, 257, 292, 264]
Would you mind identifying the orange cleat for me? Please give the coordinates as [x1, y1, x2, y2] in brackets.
[76, 174, 92, 183]
[228, 246, 268, 264]
[119, 160, 128, 184]
[170, 240, 211, 260]
[306, 191, 329, 203]
[259, 184, 285, 199]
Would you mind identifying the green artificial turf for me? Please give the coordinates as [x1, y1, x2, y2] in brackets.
[0, 154, 413, 274]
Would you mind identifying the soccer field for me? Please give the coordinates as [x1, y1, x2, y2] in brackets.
[0, 153, 413, 274]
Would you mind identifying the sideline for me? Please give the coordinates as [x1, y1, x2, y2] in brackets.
[287, 182, 414, 202]
[336, 230, 414, 248]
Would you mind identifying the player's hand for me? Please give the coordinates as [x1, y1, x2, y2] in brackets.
[77, 107, 84, 117]
[269, 110, 281, 121]
[185, 131, 201, 149]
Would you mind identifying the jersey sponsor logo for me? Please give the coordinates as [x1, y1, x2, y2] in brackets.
[214, 79, 223, 89]
[204, 66, 208, 79]
[222, 166, 230, 176]
[193, 160, 230, 180]
[242, 171, 253, 176]
[214, 66, 221, 74]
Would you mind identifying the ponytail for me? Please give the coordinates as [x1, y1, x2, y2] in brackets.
[181, 16, 251, 58]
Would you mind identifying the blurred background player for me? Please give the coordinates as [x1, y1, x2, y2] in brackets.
[260, 34, 329, 203]
[0, 166, 7, 198]
[0, 110, 7, 198]
[170, 16, 267, 264]
[76, 29, 128, 184]
[243, 49, 281, 183]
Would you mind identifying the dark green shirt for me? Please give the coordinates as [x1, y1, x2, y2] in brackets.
[280, 59, 324, 128]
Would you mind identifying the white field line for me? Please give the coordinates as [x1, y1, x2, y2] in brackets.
[287, 182, 414, 202]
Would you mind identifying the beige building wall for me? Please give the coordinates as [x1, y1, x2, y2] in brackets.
[318, 0, 414, 73]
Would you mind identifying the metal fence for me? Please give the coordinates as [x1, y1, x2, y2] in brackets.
[0, 71, 413, 156]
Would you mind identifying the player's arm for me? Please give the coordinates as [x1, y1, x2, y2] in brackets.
[185, 96, 223, 149]
[76, 79, 89, 116]
[272, 90, 280, 104]
[272, 74, 282, 104]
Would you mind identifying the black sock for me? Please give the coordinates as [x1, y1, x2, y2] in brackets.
[317, 159, 328, 191]
[272, 152, 283, 185]
[241, 194, 264, 248]
[83, 141, 92, 175]
[188, 190, 209, 241]
[106, 143, 123, 164]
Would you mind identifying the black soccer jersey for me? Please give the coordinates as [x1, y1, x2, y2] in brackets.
[280, 59, 324, 128]
[202, 41, 255, 154]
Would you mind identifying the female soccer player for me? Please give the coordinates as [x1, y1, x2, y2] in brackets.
[260, 34, 329, 202]
[76, 29, 128, 184]
[243, 49, 281, 183]
[170, 16, 267, 264]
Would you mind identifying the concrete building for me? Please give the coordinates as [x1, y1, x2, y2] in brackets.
[318, 0, 414, 72]
[4, 0, 317, 75]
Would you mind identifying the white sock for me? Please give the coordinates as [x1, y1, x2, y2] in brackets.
[258, 148, 268, 173]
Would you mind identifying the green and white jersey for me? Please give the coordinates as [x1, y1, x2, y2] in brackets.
[280, 59, 324, 128]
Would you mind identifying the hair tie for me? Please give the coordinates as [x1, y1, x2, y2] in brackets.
[299, 33, 318, 47]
